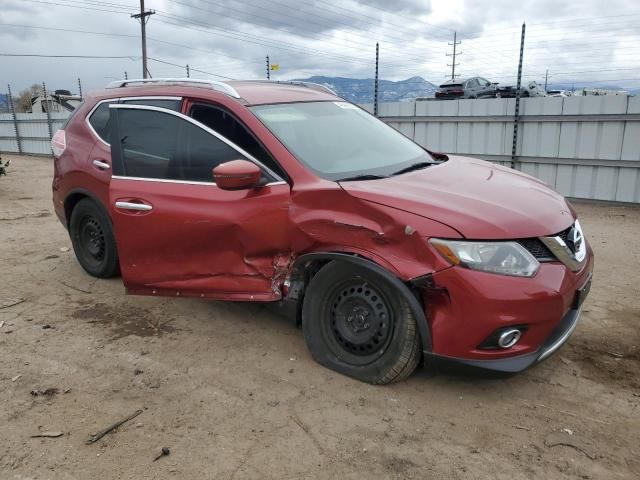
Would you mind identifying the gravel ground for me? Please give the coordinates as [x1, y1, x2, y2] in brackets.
[1, 154, 639, 480]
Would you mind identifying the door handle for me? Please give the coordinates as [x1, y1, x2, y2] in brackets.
[115, 201, 153, 212]
[93, 159, 110, 170]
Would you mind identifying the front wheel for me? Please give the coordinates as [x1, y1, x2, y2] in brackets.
[69, 198, 120, 278]
[302, 261, 421, 384]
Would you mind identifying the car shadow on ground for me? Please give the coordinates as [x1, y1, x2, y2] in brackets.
[248, 301, 519, 384]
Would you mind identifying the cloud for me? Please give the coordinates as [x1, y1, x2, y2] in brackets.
[1, 0, 639, 92]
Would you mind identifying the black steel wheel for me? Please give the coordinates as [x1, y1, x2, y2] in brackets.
[69, 198, 119, 278]
[303, 261, 421, 384]
[325, 279, 394, 366]
[78, 216, 106, 266]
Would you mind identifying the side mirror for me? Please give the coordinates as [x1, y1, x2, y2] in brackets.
[213, 160, 262, 190]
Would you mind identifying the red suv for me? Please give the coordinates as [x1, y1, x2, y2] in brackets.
[52, 79, 593, 384]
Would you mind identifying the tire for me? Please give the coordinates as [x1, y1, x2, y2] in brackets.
[69, 198, 119, 278]
[302, 261, 421, 384]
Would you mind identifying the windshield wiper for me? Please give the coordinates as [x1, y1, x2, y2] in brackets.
[337, 174, 387, 182]
[391, 162, 434, 176]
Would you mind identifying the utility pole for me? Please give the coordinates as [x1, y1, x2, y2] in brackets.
[77, 77, 83, 98]
[544, 69, 549, 90]
[446, 32, 461, 80]
[374, 42, 379, 117]
[511, 22, 526, 170]
[131, 0, 155, 79]
[186, 64, 190, 78]
[266, 56, 270, 80]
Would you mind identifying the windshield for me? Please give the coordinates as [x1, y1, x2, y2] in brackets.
[250, 101, 434, 181]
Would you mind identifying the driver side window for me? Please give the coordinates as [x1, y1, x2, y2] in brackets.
[189, 104, 286, 179]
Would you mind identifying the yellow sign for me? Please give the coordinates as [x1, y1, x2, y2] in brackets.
[270, 64, 280, 71]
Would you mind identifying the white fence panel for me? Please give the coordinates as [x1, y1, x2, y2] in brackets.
[372, 96, 640, 203]
[1, 112, 69, 155]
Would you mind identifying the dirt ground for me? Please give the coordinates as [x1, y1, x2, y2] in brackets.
[1, 154, 639, 480]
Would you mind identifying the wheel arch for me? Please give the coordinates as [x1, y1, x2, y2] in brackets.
[64, 188, 108, 228]
[287, 252, 432, 352]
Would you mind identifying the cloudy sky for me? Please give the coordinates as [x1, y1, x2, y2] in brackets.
[2, 0, 640, 93]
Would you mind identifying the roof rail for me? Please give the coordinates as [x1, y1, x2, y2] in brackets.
[105, 78, 241, 99]
[273, 81, 338, 96]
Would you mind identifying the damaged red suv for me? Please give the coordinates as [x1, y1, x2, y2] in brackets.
[52, 79, 593, 384]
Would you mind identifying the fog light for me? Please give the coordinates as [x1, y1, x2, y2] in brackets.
[497, 329, 522, 349]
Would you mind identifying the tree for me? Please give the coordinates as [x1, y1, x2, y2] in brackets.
[15, 84, 44, 113]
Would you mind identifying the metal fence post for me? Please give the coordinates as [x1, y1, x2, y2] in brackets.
[511, 22, 526, 170]
[42, 81, 53, 141]
[77, 77, 83, 98]
[7, 84, 22, 154]
[374, 42, 379, 117]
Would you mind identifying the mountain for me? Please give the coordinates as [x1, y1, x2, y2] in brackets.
[292, 76, 438, 103]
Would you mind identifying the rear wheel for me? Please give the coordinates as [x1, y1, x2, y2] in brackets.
[69, 198, 119, 278]
[302, 261, 421, 384]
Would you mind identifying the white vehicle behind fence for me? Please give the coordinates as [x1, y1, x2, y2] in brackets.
[30, 90, 82, 113]
[572, 88, 630, 97]
[546, 90, 573, 97]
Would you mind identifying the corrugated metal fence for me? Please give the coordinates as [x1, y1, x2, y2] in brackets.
[362, 96, 640, 203]
[0, 112, 69, 155]
[2, 97, 639, 203]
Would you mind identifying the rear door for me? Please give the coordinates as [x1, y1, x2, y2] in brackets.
[108, 104, 291, 301]
[86, 97, 183, 208]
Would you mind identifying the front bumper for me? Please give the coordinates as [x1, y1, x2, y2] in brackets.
[422, 247, 594, 372]
[425, 305, 584, 372]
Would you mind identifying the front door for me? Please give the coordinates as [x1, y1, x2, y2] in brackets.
[108, 104, 291, 301]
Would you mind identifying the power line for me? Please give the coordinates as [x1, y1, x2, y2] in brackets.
[0, 53, 138, 58]
[146, 57, 235, 79]
[17, 0, 396, 68]
[163, 0, 441, 65]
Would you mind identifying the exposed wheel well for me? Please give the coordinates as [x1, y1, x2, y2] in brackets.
[64, 192, 89, 228]
[287, 253, 432, 351]
[64, 191, 109, 228]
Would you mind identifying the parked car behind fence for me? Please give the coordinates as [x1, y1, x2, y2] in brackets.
[435, 77, 498, 99]
[497, 81, 547, 98]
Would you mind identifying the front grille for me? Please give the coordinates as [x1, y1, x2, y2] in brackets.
[517, 238, 554, 261]
[518, 223, 575, 262]
[556, 225, 572, 244]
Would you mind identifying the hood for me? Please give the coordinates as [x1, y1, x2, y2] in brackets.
[339, 156, 575, 239]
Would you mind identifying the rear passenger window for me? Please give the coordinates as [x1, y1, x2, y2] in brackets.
[88, 99, 181, 144]
[113, 108, 261, 183]
[88, 101, 115, 143]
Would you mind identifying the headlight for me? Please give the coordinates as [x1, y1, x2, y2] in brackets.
[429, 239, 539, 277]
